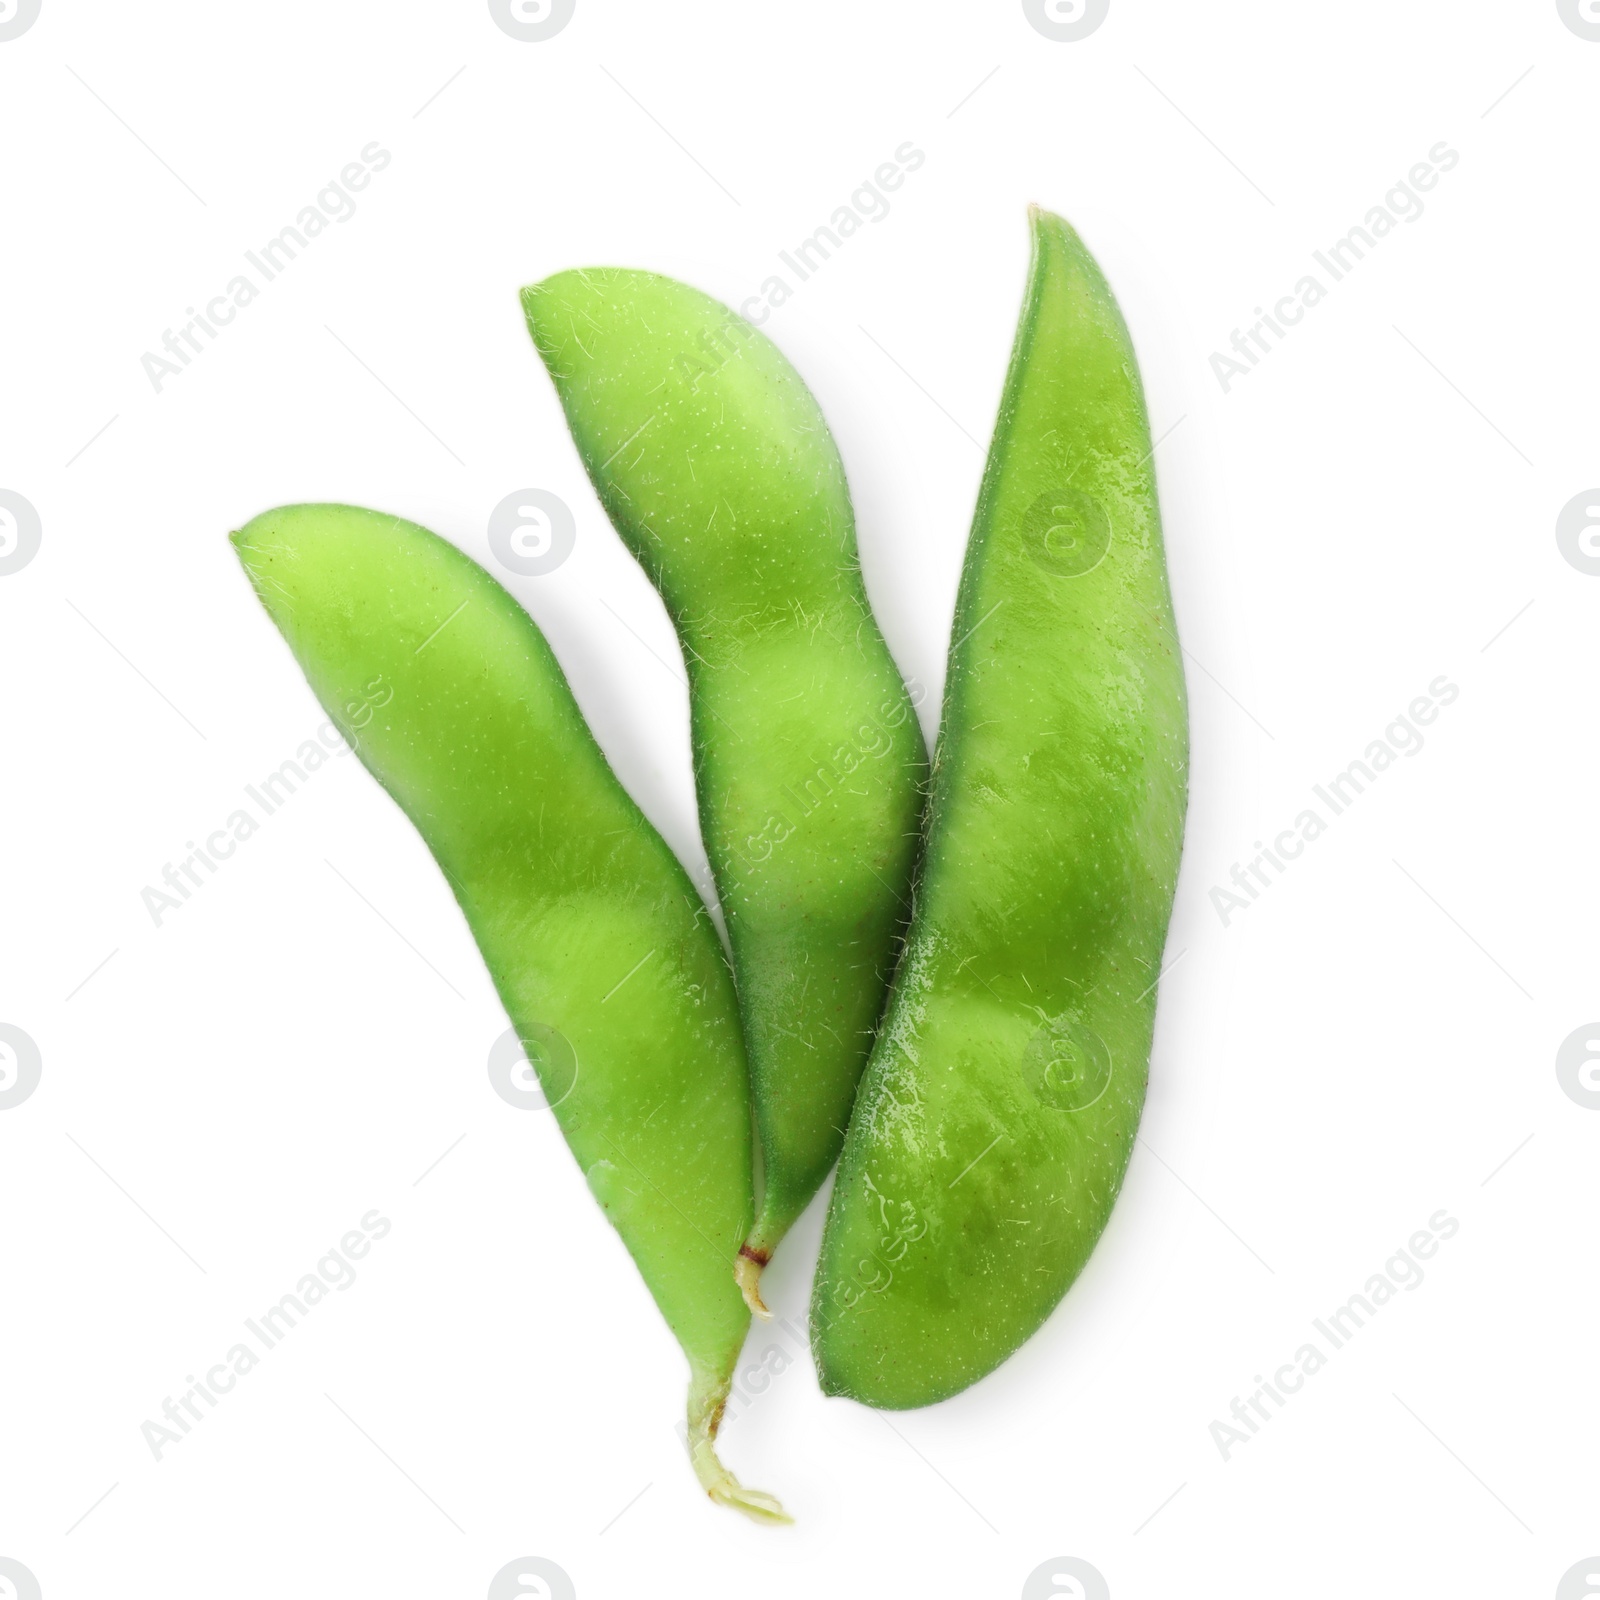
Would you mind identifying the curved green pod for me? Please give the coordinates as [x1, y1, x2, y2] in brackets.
[231, 503, 785, 1521]
[523, 271, 928, 1310]
[811, 211, 1189, 1408]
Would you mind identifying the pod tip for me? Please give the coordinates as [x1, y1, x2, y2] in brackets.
[705, 1475, 794, 1526]
[735, 1245, 773, 1320]
[687, 1376, 791, 1526]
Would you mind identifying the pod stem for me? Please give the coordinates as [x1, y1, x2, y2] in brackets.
[734, 1240, 773, 1319]
[687, 1366, 791, 1525]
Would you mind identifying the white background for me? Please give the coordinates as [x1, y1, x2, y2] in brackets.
[2, 2, 1597, 1596]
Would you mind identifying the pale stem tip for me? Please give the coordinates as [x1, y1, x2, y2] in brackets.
[734, 1251, 773, 1320]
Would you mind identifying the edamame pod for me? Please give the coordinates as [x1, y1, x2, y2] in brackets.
[811, 211, 1189, 1407]
[231, 504, 787, 1521]
[523, 272, 928, 1312]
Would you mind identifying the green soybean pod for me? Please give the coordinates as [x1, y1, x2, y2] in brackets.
[231, 503, 786, 1522]
[523, 271, 928, 1311]
[811, 210, 1189, 1407]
